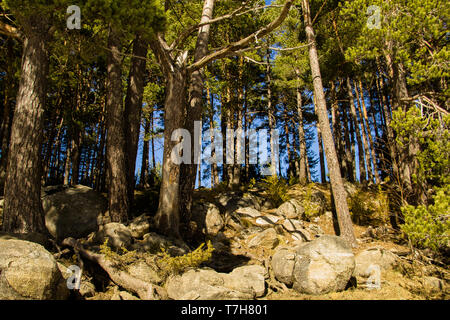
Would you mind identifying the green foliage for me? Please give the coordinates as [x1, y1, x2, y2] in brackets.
[157, 241, 214, 278]
[391, 106, 450, 189]
[83, 0, 166, 39]
[401, 186, 450, 252]
[260, 175, 290, 207]
[248, 178, 257, 189]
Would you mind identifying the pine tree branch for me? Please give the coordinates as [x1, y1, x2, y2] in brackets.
[168, 3, 284, 52]
[187, 0, 294, 73]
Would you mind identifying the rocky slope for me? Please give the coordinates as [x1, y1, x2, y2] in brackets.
[0, 183, 448, 300]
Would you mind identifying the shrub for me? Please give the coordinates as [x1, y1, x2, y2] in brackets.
[99, 238, 140, 269]
[260, 175, 290, 207]
[349, 185, 390, 226]
[302, 184, 322, 219]
[157, 241, 214, 278]
[401, 186, 450, 252]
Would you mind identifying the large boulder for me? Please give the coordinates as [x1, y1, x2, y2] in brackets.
[300, 190, 327, 217]
[292, 235, 355, 295]
[42, 185, 107, 240]
[166, 265, 266, 300]
[276, 199, 305, 219]
[0, 239, 69, 300]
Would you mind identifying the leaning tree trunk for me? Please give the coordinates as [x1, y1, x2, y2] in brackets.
[2, 24, 49, 234]
[105, 29, 129, 223]
[301, 0, 356, 245]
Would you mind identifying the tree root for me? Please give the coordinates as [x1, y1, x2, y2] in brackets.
[62, 237, 167, 300]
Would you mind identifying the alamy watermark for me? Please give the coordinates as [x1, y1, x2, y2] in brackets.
[67, 5, 81, 30]
[66, 265, 82, 290]
[367, 5, 381, 30]
[170, 121, 279, 176]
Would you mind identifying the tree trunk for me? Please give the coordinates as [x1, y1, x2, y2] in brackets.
[330, 81, 347, 179]
[153, 71, 187, 238]
[316, 118, 326, 184]
[179, 0, 215, 223]
[346, 78, 367, 183]
[301, 0, 356, 245]
[342, 103, 355, 182]
[358, 80, 381, 184]
[295, 74, 307, 184]
[207, 87, 219, 187]
[354, 81, 373, 183]
[284, 108, 292, 179]
[125, 35, 148, 207]
[2, 25, 49, 234]
[140, 118, 150, 188]
[70, 126, 82, 185]
[151, 110, 156, 169]
[267, 51, 277, 176]
[105, 29, 129, 223]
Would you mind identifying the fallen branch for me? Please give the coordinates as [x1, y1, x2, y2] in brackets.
[62, 237, 167, 300]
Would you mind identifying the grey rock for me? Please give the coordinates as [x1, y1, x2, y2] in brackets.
[235, 207, 261, 218]
[255, 215, 281, 227]
[0, 239, 69, 300]
[127, 261, 162, 285]
[128, 214, 150, 239]
[95, 222, 132, 250]
[276, 199, 305, 219]
[247, 228, 279, 249]
[192, 202, 224, 236]
[271, 247, 297, 286]
[166, 265, 266, 300]
[423, 276, 444, 293]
